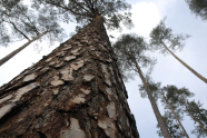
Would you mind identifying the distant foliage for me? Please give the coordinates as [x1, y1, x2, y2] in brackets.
[186, 0, 207, 20]
[186, 101, 207, 137]
[0, 0, 63, 46]
[139, 80, 161, 100]
[145, 82, 207, 138]
[113, 34, 154, 81]
[157, 112, 185, 138]
[150, 20, 187, 53]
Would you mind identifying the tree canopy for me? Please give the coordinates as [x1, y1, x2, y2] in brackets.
[0, 0, 63, 46]
[186, 101, 207, 137]
[33, 0, 132, 29]
[113, 34, 152, 73]
[150, 20, 187, 53]
[186, 0, 207, 20]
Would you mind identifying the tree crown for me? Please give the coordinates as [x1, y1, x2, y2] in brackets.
[113, 34, 154, 80]
[186, 0, 207, 20]
[0, 1, 63, 46]
[186, 101, 207, 137]
[150, 20, 188, 53]
[34, 0, 132, 30]
[162, 85, 193, 108]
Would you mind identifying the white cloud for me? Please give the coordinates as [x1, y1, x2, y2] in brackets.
[109, 0, 178, 40]
[130, 1, 161, 38]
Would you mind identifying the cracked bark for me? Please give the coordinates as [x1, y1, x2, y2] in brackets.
[0, 17, 139, 138]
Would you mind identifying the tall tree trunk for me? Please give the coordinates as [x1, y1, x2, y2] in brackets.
[164, 96, 189, 138]
[161, 41, 207, 84]
[0, 31, 48, 67]
[0, 17, 139, 138]
[133, 60, 171, 138]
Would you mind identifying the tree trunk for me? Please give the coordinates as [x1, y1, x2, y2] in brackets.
[0, 17, 139, 138]
[164, 96, 189, 138]
[0, 31, 48, 67]
[133, 60, 171, 138]
[161, 41, 207, 84]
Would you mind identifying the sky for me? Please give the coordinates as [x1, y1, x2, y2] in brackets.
[0, 0, 207, 137]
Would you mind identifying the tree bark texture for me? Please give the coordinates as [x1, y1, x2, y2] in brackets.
[161, 41, 207, 84]
[133, 60, 171, 138]
[164, 96, 189, 138]
[0, 31, 48, 67]
[0, 18, 139, 138]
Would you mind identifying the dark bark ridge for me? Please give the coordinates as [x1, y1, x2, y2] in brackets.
[0, 18, 139, 138]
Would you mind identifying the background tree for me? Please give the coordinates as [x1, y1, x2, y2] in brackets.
[155, 84, 207, 138]
[160, 85, 207, 138]
[150, 20, 207, 84]
[140, 82, 190, 138]
[185, 101, 207, 137]
[161, 85, 193, 138]
[157, 111, 184, 138]
[186, 0, 207, 20]
[113, 34, 171, 138]
[0, 0, 63, 66]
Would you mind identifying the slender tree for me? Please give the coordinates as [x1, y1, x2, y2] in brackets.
[161, 85, 193, 138]
[185, 101, 207, 137]
[140, 82, 189, 138]
[160, 85, 207, 137]
[144, 81, 206, 137]
[113, 34, 171, 138]
[150, 20, 207, 84]
[0, 0, 139, 137]
[186, 0, 207, 20]
[0, 1, 63, 66]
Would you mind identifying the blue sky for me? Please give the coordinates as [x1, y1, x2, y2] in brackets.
[0, 0, 207, 137]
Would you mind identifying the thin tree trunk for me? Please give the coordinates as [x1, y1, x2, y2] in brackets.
[161, 41, 207, 84]
[164, 96, 189, 138]
[0, 17, 139, 138]
[133, 60, 171, 138]
[0, 31, 48, 67]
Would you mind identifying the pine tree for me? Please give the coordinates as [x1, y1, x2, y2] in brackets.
[0, 0, 139, 137]
[33, 0, 132, 30]
[0, 1, 62, 66]
[150, 20, 207, 84]
[161, 85, 192, 138]
[145, 81, 206, 137]
[140, 82, 191, 138]
[113, 34, 171, 138]
[157, 112, 184, 138]
[157, 84, 207, 138]
[185, 101, 207, 137]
